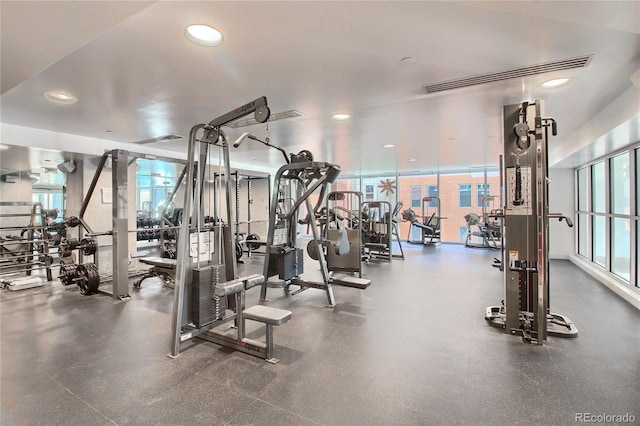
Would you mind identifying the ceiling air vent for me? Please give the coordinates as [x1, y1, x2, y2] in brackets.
[424, 54, 593, 94]
[226, 110, 304, 128]
[134, 134, 184, 145]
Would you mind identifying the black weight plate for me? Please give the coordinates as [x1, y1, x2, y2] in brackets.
[246, 234, 261, 251]
[85, 263, 100, 293]
[306, 240, 319, 261]
[76, 264, 90, 294]
[235, 241, 243, 260]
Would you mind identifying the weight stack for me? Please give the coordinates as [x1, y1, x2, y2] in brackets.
[269, 248, 304, 280]
[192, 264, 227, 327]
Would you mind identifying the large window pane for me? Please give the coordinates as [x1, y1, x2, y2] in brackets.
[592, 162, 606, 213]
[611, 153, 630, 215]
[612, 218, 630, 281]
[440, 171, 484, 243]
[398, 174, 438, 241]
[578, 213, 590, 258]
[577, 167, 589, 211]
[333, 177, 360, 193]
[362, 175, 397, 205]
[593, 215, 606, 266]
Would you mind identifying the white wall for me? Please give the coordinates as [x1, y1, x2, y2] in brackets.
[548, 168, 575, 259]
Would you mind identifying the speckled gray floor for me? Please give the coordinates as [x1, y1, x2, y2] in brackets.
[2, 244, 639, 425]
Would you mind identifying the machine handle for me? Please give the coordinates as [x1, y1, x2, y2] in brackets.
[232, 132, 251, 147]
[548, 213, 573, 227]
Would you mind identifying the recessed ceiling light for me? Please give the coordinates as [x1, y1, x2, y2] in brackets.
[409, 158, 417, 162]
[332, 113, 350, 121]
[0, 144, 8, 150]
[401, 57, 414, 63]
[185, 24, 224, 47]
[541, 77, 572, 89]
[382, 144, 396, 148]
[44, 91, 77, 104]
[106, 130, 113, 133]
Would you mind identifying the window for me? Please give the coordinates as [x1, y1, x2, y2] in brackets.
[333, 178, 360, 193]
[577, 167, 589, 211]
[578, 213, 589, 258]
[365, 184, 374, 201]
[427, 185, 439, 207]
[593, 215, 606, 267]
[32, 187, 65, 216]
[612, 218, 630, 281]
[477, 184, 490, 207]
[576, 146, 638, 288]
[398, 174, 438, 243]
[459, 226, 468, 243]
[592, 162, 606, 213]
[459, 184, 471, 208]
[611, 153, 629, 215]
[440, 170, 486, 243]
[577, 167, 590, 259]
[410, 185, 421, 208]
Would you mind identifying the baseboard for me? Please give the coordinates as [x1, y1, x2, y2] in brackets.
[569, 255, 640, 310]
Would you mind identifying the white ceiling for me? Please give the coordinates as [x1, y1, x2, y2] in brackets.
[1, 1, 639, 178]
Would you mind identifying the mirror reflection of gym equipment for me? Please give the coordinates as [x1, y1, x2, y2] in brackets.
[485, 100, 577, 345]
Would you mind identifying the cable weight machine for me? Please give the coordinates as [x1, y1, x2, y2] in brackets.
[233, 132, 371, 307]
[169, 97, 291, 362]
[485, 100, 577, 344]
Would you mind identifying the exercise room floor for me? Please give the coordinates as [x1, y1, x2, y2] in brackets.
[2, 244, 639, 425]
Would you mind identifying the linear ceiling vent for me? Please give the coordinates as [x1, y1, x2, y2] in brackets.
[424, 54, 593, 94]
[134, 134, 184, 145]
[226, 110, 304, 128]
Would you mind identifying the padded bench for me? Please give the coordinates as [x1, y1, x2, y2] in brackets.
[242, 305, 292, 363]
[214, 273, 292, 363]
[135, 256, 176, 289]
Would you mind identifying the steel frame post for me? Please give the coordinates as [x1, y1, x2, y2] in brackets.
[111, 149, 130, 300]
